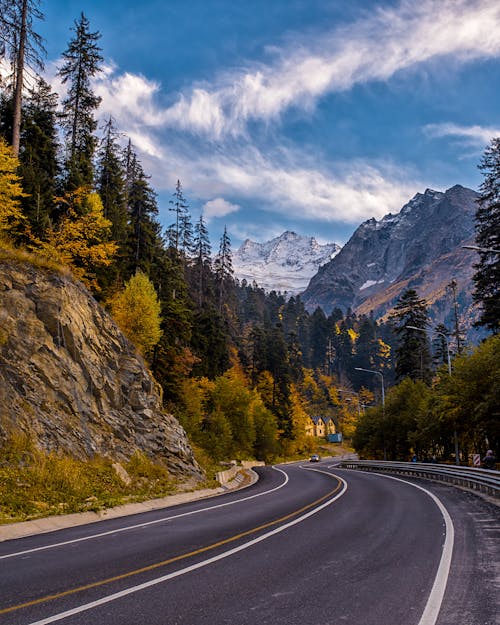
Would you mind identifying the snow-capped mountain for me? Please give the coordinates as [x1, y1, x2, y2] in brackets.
[233, 231, 341, 295]
[301, 185, 481, 338]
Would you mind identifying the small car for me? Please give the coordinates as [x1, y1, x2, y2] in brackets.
[310, 454, 321, 462]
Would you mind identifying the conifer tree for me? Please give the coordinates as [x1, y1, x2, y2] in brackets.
[390, 289, 432, 383]
[57, 13, 103, 190]
[214, 225, 233, 312]
[192, 213, 212, 306]
[167, 179, 189, 253]
[18, 77, 59, 238]
[473, 137, 500, 332]
[123, 148, 161, 276]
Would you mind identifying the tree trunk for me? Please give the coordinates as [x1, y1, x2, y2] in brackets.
[12, 0, 28, 157]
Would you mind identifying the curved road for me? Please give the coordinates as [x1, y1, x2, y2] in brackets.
[0, 461, 498, 625]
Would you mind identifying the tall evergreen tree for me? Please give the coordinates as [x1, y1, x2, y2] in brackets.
[214, 225, 234, 313]
[18, 77, 59, 238]
[167, 179, 189, 253]
[192, 212, 212, 307]
[57, 12, 103, 190]
[123, 148, 160, 276]
[390, 289, 432, 383]
[473, 137, 500, 333]
[96, 118, 128, 244]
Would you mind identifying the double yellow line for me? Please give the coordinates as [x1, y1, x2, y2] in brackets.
[1, 475, 342, 616]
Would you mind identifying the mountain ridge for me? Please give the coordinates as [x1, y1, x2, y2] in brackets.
[233, 230, 340, 295]
[301, 184, 481, 338]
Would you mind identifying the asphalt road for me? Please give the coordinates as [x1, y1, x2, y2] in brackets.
[0, 462, 498, 625]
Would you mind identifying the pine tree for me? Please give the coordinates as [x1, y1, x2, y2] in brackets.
[57, 13, 103, 190]
[18, 77, 59, 238]
[123, 148, 160, 276]
[214, 225, 233, 312]
[473, 137, 500, 332]
[167, 180, 189, 253]
[390, 289, 432, 383]
[192, 213, 212, 306]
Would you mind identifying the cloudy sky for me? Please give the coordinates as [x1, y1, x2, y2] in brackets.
[36, 0, 500, 248]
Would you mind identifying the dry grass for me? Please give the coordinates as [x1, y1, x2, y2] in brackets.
[0, 434, 179, 524]
[0, 239, 70, 276]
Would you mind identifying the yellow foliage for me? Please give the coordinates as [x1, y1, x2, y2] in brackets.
[0, 137, 26, 238]
[377, 338, 391, 363]
[31, 189, 117, 290]
[347, 327, 359, 342]
[109, 270, 163, 357]
[289, 384, 310, 442]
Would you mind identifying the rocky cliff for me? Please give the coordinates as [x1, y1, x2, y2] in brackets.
[301, 185, 481, 338]
[0, 252, 203, 481]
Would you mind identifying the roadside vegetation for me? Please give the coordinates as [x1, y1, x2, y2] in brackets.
[0, 434, 218, 525]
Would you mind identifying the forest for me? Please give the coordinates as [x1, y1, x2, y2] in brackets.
[1, 5, 499, 466]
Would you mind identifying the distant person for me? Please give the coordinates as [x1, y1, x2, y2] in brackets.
[411, 454, 417, 463]
[431, 455, 437, 464]
[482, 450, 496, 470]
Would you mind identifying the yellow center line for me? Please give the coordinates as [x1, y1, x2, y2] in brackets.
[1, 477, 341, 616]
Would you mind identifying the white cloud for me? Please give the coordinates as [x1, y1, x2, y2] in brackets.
[424, 122, 500, 146]
[158, 0, 500, 138]
[203, 197, 241, 220]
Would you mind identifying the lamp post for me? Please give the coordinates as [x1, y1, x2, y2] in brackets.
[462, 245, 500, 253]
[354, 367, 386, 460]
[338, 389, 362, 416]
[405, 325, 459, 465]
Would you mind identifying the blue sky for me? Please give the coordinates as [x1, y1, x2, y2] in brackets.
[33, 0, 500, 247]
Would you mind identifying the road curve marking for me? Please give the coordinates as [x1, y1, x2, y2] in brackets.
[366, 472, 455, 625]
[0, 467, 290, 561]
[2, 472, 347, 623]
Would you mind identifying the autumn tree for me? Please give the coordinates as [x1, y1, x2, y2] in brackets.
[32, 189, 117, 290]
[473, 137, 500, 332]
[0, 136, 25, 238]
[57, 13, 103, 190]
[109, 270, 162, 358]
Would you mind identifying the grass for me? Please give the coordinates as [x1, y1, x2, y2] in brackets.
[0, 239, 70, 277]
[0, 433, 194, 525]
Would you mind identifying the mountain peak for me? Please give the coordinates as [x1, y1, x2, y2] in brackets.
[233, 232, 341, 295]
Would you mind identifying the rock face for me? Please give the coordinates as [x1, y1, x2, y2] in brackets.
[301, 185, 481, 338]
[233, 231, 340, 295]
[0, 255, 203, 480]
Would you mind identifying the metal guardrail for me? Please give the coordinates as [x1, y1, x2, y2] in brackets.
[339, 460, 500, 499]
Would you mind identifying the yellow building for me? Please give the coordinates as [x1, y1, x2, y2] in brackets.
[306, 415, 337, 438]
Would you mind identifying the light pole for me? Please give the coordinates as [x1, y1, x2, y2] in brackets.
[338, 389, 362, 416]
[354, 367, 386, 460]
[462, 245, 500, 253]
[405, 325, 459, 465]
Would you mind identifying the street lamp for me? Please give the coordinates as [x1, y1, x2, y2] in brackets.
[354, 367, 386, 460]
[338, 389, 362, 416]
[405, 325, 459, 465]
[462, 245, 500, 253]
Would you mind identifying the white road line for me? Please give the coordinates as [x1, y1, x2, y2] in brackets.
[370, 472, 455, 625]
[27, 473, 348, 625]
[1, 467, 289, 561]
